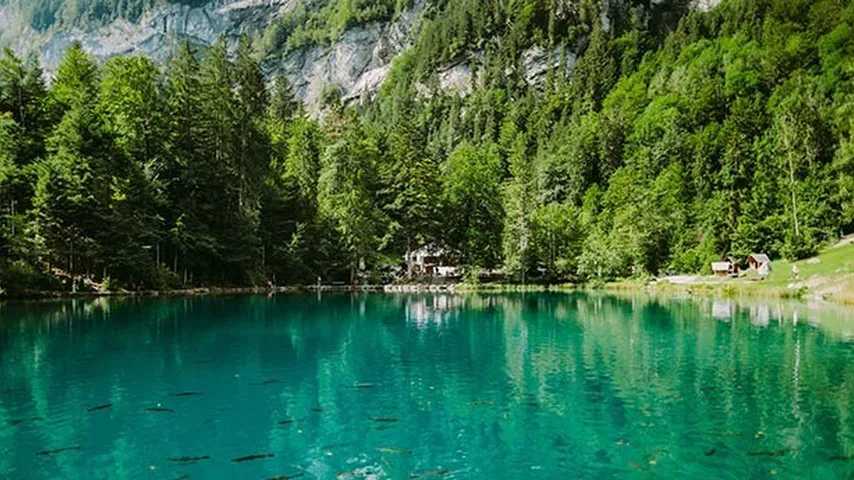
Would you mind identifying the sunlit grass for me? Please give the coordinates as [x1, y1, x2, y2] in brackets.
[607, 242, 854, 305]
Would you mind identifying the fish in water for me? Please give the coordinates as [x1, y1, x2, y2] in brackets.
[145, 406, 175, 413]
[9, 416, 44, 426]
[172, 392, 203, 397]
[311, 407, 324, 413]
[168, 456, 210, 463]
[173, 475, 191, 480]
[352, 382, 377, 389]
[232, 453, 275, 463]
[748, 449, 790, 457]
[829, 455, 854, 461]
[267, 473, 304, 480]
[278, 419, 296, 426]
[377, 447, 412, 455]
[37, 446, 81, 456]
[371, 416, 399, 423]
[88, 403, 112, 412]
[705, 448, 717, 456]
[254, 379, 283, 386]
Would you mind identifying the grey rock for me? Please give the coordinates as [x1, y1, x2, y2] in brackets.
[691, 0, 722, 12]
[522, 46, 576, 87]
[0, 0, 710, 112]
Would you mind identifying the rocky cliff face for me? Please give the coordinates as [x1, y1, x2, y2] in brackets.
[0, 0, 721, 112]
[271, 0, 425, 110]
[0, 0, 425, 112]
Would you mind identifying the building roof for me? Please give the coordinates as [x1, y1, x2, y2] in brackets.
[748, 254, 771, 265]
[405, 244, 446, 262]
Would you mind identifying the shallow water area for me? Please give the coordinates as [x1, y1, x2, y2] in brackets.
[0, 292, 852, 479]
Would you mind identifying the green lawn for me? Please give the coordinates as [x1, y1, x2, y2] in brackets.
[761, 240, 854, 304]
[609, 239, 854, 305]
[764, 241, 854, 285]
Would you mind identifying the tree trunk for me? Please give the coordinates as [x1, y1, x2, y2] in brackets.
[781, 113, 801, 239]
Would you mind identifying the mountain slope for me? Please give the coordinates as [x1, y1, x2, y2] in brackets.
[0, 0, 717, 111]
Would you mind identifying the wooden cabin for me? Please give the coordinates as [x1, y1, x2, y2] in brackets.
[747, 253, 772, 277]
[405, 245, 458, 278]
[711, 259, 735, 277]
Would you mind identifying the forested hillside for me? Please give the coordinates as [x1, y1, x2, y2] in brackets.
[1, 0, 852, 293]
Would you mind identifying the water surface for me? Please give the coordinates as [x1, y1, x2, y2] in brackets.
[1, 293, 853, 479]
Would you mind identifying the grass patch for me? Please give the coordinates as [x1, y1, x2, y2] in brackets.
[604, 241, 854, 305]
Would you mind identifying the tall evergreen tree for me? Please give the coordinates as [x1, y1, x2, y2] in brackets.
[33, 42, 112, 279]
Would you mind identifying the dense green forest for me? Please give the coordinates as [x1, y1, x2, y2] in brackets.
[1, 0, 853, 293]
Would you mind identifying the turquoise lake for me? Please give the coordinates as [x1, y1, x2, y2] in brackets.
[1, 293, 853, 479]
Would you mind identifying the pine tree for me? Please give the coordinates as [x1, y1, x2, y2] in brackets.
[34, 42, 112, 280]
[381, 100, 441, 265]
[164, 41, 205, 284]
[97, 55, 166, 285]
[318, 120, 384, 283]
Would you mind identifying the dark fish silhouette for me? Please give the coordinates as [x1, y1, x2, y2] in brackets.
[371, 416, 399, 423]
[173, 475, 191, 480]
[311, 407, 324, 412]
[37, 446, 81, 456]
[748, 449, 790, 457]
[168, 456, 210, 463]
[232, 453, 274, 463]
[278, 419, 296, 425]
[145, 407, 175, 413]
[352, 382, 377, 389]
[9, 416, 43, 426]
[705, 448, 717, 456]
[253, 379, 283, 386]
[172, 392, 203, 397]
[267, 473, 304, 480]
[829, 455, 853, 461]
[88, 403, 113, 412]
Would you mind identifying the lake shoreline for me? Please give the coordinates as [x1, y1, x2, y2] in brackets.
[0, 282, 555, 301]
[2, 277, 851, 307]
[605, 276, 853, 306]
